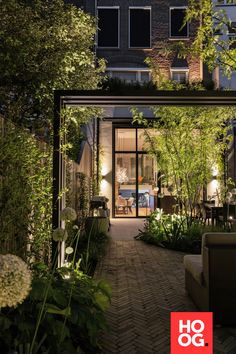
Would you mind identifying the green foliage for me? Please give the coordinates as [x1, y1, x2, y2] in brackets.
[0, 0, 105, 127]
[92, 144, 104, 196]
[65, 219, 109, 275]
[59, 107, 103, 171]
[102, 77, 157, 92]
[0, 268, 111, 354]
[136, 209, 224, 253]
[145, 57, 214, 90]
[183, 0, 236, 78]
[77, 173, 90, 219]
[78, 232, 110, 275]
[0, 119, 52, 263]
[132, 105, 235, 217]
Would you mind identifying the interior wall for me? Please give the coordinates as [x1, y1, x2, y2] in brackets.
[99, 121, 113, 212]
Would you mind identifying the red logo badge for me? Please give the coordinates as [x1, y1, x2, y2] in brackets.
[171, 312, 213, 354]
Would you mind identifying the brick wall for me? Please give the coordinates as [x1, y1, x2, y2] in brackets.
[83, 0, 202, 81]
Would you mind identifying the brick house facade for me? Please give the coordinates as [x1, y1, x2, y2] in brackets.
[82, 0, 202, 84]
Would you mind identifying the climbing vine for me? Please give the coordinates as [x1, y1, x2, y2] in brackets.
[0, 118, 52, 263]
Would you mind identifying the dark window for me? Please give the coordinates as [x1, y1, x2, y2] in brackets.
[228, 22, 236, 34]
[228, 22, 236, 49]
[129, 8, 151, 48]
[171, 71, 188, 83]
[170, 8, 188, 38]
[98, 8, 119, 47]
[229, 36, 236, 49]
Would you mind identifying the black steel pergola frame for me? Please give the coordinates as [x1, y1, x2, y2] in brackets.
[53, 90, 236, 258]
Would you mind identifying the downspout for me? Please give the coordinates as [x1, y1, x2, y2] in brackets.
[96, 119, 100, 193]
[94, 0, 97, 59]
[234, 120, 236, 184]
[94, 0, 100, 194]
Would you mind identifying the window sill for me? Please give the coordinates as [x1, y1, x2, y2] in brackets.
[168, 37, 190, 41]
[215, 4, 236, 6]
[97, 47, 120, 50]
[128, 47, 152, 50]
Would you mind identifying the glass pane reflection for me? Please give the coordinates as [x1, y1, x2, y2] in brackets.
[115, 153, 136, 217]
[115, 129, 136, 151]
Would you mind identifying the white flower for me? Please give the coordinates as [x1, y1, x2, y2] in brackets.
[226, 192, 232, 199]
[52, 228, 68, 242]
[60, 207, 77, 222]
[0, 254, 32, 308]
[155, 208, 163, 221]
[65, 247, 74, 255]
[231, 188, 236, 195]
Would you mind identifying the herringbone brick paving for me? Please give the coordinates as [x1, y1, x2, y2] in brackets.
[95, 238, 236, 354]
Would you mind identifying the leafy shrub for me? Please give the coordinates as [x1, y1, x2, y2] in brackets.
[0, 267, 111, 354]
[136, 209, 225, 253]
[0, 119, 52, 263]
[74, 231, 109, 275]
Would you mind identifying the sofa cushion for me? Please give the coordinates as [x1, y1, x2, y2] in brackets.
[202, 233, 236, 254]
[184, 255, 203, 286]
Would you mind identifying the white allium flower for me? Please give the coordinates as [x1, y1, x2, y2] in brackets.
[65, 247, 74, 255]
[231, 188, 236, 195]
[225, 197, 231, 204]
[60, 207, 77, 222]
[226, 192, 232, 199]
[0, 254, 32, 308]
[52, 228, 68, 242]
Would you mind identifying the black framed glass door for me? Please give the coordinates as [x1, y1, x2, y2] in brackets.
[113, 127, 158, 217]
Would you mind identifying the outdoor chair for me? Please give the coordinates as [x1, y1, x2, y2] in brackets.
[200, 202, 213, 225]
[218, 203, 236, 228]
[184, 232, 236, 325]
[115, 195, 128, 214]
[127, 197, 134, 213]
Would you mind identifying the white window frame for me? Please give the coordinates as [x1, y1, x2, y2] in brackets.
[129, 6, 152, 49]
[169, 7, 189, 40]
[97, 6, 120, 49]
[170, 68, 189, 83]
[106, 67, 151, 83]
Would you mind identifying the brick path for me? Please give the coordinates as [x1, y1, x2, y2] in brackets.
[95, 239, 236, 354]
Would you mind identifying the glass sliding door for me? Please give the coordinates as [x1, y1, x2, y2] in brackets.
[115, 154, 136, 217]
[114, 128, 136, 217]
[114, 127, 158, 217]
[138, 154, 156, 217]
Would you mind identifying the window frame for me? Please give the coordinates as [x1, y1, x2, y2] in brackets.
[216, 0, 236, 5]
[128, 6, 152, 49]
[97, 6, 120, 49]
[169, 6, 189, 40]
[227, 22, 236, 48]
[229, 34, 236, 48]
[170, 68, 189, 83]
[106, 67, 151, 83]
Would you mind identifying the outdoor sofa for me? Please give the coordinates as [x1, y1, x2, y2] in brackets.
[184, 232, 236, 325]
